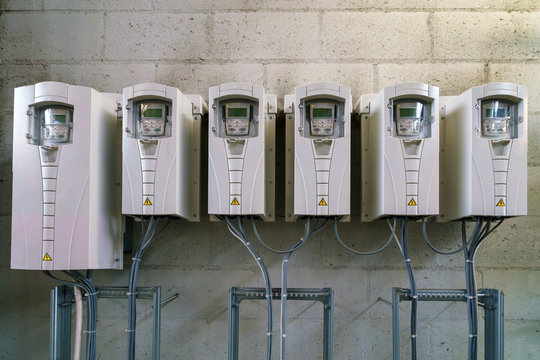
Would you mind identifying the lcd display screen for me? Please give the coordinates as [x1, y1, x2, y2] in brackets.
[399, 108, 417, 117]
[52, 114, 66, 123]
[312, 108, 333, 118]
[143, 108, 163, 118]
[228, 107, 248, 117]
[485, 108, 506, 118]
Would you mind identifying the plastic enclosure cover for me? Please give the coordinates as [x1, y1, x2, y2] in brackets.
[122, 83, 201, 220]
[207, 82, 275, 220]
[285, 82, 351, 219]
[357, 83, 439, 221]
[11, 81, 123, 270]
[439, 82, 527, 221]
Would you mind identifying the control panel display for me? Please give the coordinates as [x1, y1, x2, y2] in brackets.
[309, 103, 335, 136]
[224, 103, 250, 136]
[39, 106, 73, 144]
[394, 101, 428, 137]
[137, 102, 169, 137]
[481, 100, 513, 138]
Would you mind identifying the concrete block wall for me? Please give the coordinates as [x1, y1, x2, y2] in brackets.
[1, 1, 539, 358]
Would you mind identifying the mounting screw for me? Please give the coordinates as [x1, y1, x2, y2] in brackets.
[26, 110, 32, 116]
[387, 103, 392, 109]
[212, 104, 217, 109]
[475, 104, 480, 109]
[125, 104, 131, 110]
[387, 127, 391, 131]
[25, 133, 32, 139]
[212, 126, 216, 133]
[125, 127, 130, 133]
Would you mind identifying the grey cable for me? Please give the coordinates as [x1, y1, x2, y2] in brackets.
[127, 216, 170, 360]
[422, 217, 477, 255]
[225, 216, 273, 360]
[334, 216, 396, 255]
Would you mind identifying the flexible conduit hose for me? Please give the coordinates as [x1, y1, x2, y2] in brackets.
[73, 285, 83, 360]
[225, 216, 273, 360]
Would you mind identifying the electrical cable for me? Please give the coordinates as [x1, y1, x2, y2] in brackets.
[251, 216, 327, 254]
[393, 217, 418, 360]
[334, 216, 396, 255]
[461, 217, 504, 360]
[421, 217, 478, 255]
[225, 216, 274, 360]
[127, 216, 171, 360]
[44, 270, 97, 360]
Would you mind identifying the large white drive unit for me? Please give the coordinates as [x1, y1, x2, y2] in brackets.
[439, 82, 527, 221]
[122, 83, 203, 220]
[356, 83, 439, 221]
[11, 81, 122, 270]
[208, 83, 276, 220]
[285, 83, 351, 220]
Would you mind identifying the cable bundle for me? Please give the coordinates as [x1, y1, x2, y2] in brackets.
[44, 270, 98, 360]
[127, 216, 171, 360]
[225, 216, 274, 360]
[251, 216, 328, 360]
[461, 217, 503, 360]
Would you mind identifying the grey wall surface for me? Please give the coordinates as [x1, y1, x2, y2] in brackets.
[1, 1, 539, 359]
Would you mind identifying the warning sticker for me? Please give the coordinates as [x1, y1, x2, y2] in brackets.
[231, 197, 240, 205]
[318, 198, 327, 206]
[408, 198, 417, 206]
[496, 199, 505, 207]
[43, 253, 52, 261]
[144, 198, 152, 206]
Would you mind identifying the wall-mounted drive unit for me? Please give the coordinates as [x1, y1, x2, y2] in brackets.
[439, 82, 527, 221]
[285, 82, 351, 220]
[11, 81, 122, 270]
[356, 83, 439, 221]
[208, 83, 276, 220]
[122, 83, 204, 220]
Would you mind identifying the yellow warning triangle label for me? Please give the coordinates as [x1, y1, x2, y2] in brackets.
[408, 198, 417, 206]
[318, 198, 327, 206]
[144, 198, 152, 206]
[43, 253, 52, 261]
[496, 199, 505, 207]
[231, 197, 240, 205]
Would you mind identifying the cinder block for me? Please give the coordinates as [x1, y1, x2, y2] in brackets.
[266, 63, 373, 108]
[1, 12, 104, 60]
[489, 63, 540, 112]
[528, 113, 540, 166]
[211, 12, 319, 60]
[48, 63, 156, 93]
[474, 216, 540, 267]
[263, 0, 540, 10]
[104, 13, 209, 60]
[0, 64, 51, 114]
[433, 12, 540, 60]
[377, 63, 486, 95]
[153, 0, 263, 11]
[44, 0, 151, 10]
[528, 167, 540, 215]
[155, 63, 265, 96]
[321, 12, 430, 60]
[1, 0, 42, 10]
